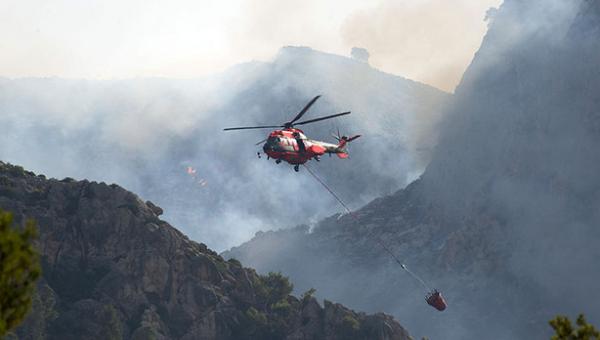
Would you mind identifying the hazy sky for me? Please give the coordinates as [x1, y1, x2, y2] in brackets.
[0, 0, 501, 92]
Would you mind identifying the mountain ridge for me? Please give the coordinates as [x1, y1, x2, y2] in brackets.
[0, 161, 411, 340]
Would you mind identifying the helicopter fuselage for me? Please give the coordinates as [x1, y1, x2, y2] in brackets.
[262, 128, 347, 165]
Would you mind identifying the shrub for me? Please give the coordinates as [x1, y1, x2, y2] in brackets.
[342, 314, 360, 331]
[227, 258, 242, 267]
[301, 288, 316, 302]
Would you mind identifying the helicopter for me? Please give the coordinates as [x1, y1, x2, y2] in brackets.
[223, 95, 361, 172]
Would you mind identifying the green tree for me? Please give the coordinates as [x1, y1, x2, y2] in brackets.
[259, 272, 293, 305]
[240, 272, 295, 339]
[0, 210, 41, 336]
[550, 314, 600, 340]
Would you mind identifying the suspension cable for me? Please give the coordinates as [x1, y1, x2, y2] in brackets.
[302, 163, 431, 291]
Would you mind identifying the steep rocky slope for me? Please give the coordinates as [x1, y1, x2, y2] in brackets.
[226, 0, 600, 339]
[0, 161, 411, 340]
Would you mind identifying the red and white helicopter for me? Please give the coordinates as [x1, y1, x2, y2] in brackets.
[224, 95, 360, 172]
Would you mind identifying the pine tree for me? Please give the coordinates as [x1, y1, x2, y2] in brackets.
[0, 209, 41, 336]
[550, 314, 600, 340]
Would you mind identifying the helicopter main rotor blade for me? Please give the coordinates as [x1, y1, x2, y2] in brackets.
[223, 125, 282, 131]
[294, 111, 351, 126]
[286, 95, 321, 126]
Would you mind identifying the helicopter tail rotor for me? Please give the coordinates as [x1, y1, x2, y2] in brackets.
[334, 129, 361, 159]
[333, 127, 361, 149]
[336, 135, 361, 150]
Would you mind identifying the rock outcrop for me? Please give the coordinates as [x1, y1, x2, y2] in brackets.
[0, 161, 411, 340]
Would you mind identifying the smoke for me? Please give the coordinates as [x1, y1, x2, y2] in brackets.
[0, 48, 449, 251]
[226, 0, 600, 338]
[340, 0, 503, 92]
[409, 0, 600, 335]
[1, 0, 498, 93]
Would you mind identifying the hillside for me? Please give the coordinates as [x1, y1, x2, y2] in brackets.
[0, 47, 449, 251]
[225, 0, 600, 339]
[0, 161, 411, 340]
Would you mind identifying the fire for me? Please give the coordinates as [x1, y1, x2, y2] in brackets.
[185, 166, 207, 187]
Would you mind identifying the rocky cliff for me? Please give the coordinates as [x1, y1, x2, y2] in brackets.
[226, 1, 600, 339]
[0, 161, 411, 340]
